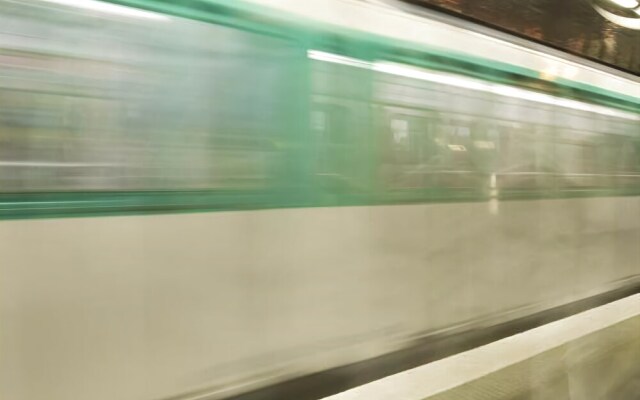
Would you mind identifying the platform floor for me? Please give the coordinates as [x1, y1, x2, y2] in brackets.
[322, 294, 640, 400]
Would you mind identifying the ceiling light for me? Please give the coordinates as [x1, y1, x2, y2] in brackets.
[608, 0, 639, 9]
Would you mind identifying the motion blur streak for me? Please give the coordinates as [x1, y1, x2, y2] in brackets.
[0, 1, 639, 400]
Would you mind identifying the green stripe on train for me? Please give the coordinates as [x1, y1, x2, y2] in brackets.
[2, 189, 640, 220]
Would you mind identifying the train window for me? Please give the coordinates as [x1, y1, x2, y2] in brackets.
[0, 2, 299, 193]
[611, 136, 640, 188]
[432, 120, 474, 190]
[0, 91, 123, 191]
[378, 109, 492, 195]
[433, 118, 499, 192]
[471, 124, 499, 174]
[312, 105, 350, 146]
[616, 138, 640, 173]
[378, 109, 440, 190]
[554, 131, 600, 189]
[311, 97, 373, 194]
[495, 123, 554, 191]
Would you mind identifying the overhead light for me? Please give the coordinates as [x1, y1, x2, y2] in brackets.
[593, 4, 640, 28]
[307, 50, 640, 121]
[607, 0, 639, 8]
[40, 0, 170, 21]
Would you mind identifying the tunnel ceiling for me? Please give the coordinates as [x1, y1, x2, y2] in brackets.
[402, 0, 640, 75]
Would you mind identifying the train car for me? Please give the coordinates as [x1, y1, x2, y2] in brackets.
[0, 0, 639, 399]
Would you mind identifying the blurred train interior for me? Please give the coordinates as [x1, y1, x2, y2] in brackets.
[0, 0, 639, 399]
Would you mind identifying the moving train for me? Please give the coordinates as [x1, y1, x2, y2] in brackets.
[1, 0, 639, 399]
